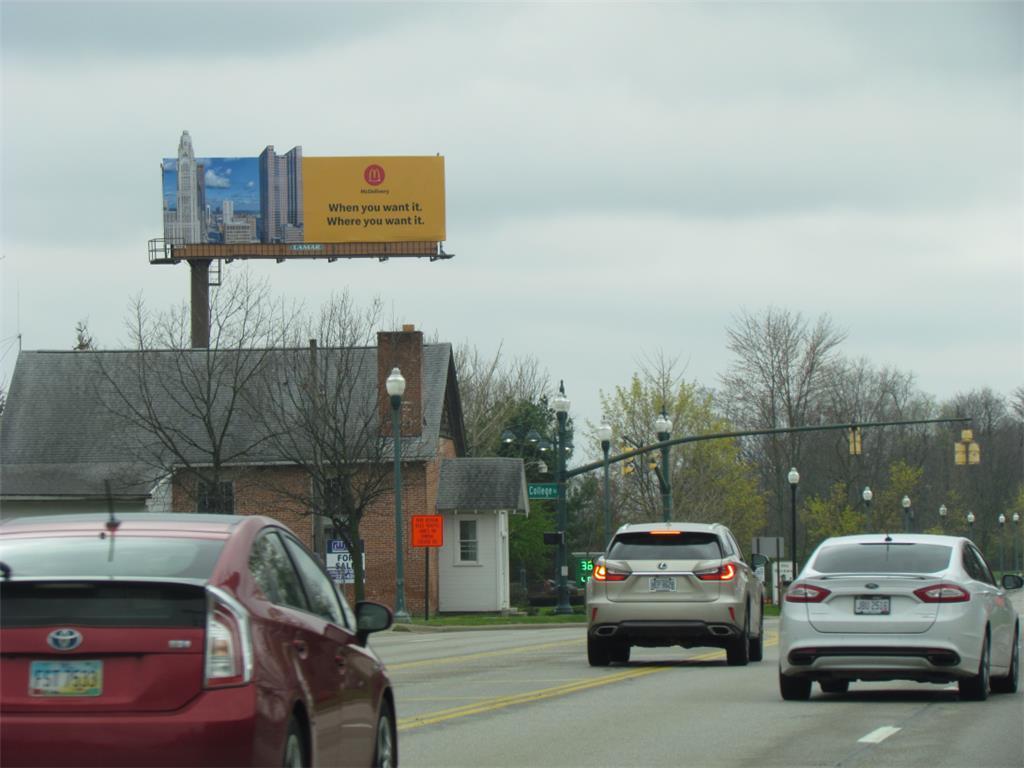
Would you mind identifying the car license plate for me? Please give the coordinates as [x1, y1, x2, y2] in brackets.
[854, 596, 891, 616]
[649, 576, 676, 592]
[29, 660, 102, 697]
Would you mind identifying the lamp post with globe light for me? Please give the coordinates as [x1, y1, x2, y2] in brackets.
[939, 504, 947, 534]
[655, 411, 672, 523]
[552, 383, 573, 615]
[385, 367, 410, 622]
[998, 514, 1006, 573]
[788, 468, 800, 576]
[967, 511, 975, 538]
[902, 495, 913, 533]
[1013, 512, 1021, 573]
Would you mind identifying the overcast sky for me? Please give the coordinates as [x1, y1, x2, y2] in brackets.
[2, 1, 1021, 436]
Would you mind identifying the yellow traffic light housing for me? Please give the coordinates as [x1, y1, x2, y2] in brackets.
[955, 429, 980, 466]
[848, 427, 862, 456]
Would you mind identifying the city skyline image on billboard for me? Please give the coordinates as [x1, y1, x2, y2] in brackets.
[160, 131, 445, 247]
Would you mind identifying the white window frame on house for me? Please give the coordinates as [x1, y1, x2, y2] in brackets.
[457, 518, 479, 565]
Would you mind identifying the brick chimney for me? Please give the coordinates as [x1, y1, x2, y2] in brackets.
[378, 324, 423, 437]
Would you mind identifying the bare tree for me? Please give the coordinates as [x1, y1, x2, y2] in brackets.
[454, 341, 551, 456]
[96, 268, 297, 510]
[246, 292, 393, 601]
[720, 307, 846, 535]
[599, 357, 765, 551]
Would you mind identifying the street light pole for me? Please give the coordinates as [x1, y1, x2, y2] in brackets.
[862, 486, 873, 521]
[598, 424, 613, 549]
[939, 504, 947, 534]
[1013, 512, 1021, 573]
[1011, 514, 1019, 573]
[386, 367, 410, 622]
[967, 511, 975, 539]
[788, 468, 800, 577]
[655, 411, 672, 523]
[998, 514, 1006, 573]
[902, 495, 913, 534]
[553, 382, 572, 615]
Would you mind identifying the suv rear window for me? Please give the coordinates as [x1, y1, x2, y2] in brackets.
[812, 543, 953, 574]
[608, 532, 722, 560]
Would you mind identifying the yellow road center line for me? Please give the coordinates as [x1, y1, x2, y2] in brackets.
[397, 648, 728, 731]
[387, 638, 580, 671]
[398, 667, 664, 730]
[393, 633, 781, 731]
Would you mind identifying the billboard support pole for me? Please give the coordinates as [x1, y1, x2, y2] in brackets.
[190, 260, 211, 348]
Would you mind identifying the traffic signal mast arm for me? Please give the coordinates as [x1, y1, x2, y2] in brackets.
[567, 416, 973, 479]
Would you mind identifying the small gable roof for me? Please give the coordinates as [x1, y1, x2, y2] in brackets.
[435, 457, 528, 514]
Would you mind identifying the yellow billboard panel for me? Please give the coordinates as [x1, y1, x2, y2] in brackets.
[303, 156, 445, 243]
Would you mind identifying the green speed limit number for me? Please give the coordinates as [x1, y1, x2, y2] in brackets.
[571, 552, 601, 585]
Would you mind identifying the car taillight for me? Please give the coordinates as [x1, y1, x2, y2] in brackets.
[593, 564, 628, 581]
[205, 586, 253, 688]
[696, 563, 737, 581]
[785, 583, 831, 602]
[914, 583, 971, 603]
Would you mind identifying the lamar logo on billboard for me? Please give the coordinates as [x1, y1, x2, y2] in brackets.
[361, 163, 389, 195]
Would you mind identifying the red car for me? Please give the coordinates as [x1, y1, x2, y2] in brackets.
[0, 513, 397, 767]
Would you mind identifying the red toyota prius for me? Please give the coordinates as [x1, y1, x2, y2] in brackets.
[0, 513, 397, 767]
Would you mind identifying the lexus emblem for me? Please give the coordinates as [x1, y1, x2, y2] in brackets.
[865, 583, 879, 590]
[47, 628, 83, 651]
[657, 562, 668, 570]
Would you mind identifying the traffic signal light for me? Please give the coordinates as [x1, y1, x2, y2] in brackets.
[848, 427, 862, 455]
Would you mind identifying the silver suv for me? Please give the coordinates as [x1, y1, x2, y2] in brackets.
[586, 522, 765, 666]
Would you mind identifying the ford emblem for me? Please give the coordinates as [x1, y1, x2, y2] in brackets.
[657, 562, 668, 570]
[47, 628, 83, 651]
[865, 583, 879, 590]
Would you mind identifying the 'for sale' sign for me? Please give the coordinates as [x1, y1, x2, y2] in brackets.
[326, 539, 356, 584]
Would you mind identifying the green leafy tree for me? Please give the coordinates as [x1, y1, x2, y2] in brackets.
[802, 483, 867, 556]
[489, 396, 575, 589]
[598, 360, 766, 556]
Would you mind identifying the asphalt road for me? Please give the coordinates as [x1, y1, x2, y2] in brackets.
[370, 609, 1024, 768]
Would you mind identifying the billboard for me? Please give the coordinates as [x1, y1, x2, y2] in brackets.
[162, 132, 445, 247]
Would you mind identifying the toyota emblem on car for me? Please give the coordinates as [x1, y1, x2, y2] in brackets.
[657, 562, 668, 570]
[47, 628, 83, 651]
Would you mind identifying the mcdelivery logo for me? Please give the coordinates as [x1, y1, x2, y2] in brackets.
[363, 164, 385, 186]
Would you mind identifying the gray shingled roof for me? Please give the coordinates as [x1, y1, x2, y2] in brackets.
[1, 345, 462, 499]
[435, 457, 528, 514]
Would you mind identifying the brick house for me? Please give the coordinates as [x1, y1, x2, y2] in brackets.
[0, 326, 516, 616]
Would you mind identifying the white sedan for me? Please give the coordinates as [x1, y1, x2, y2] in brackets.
[779, 533, 1022, 701]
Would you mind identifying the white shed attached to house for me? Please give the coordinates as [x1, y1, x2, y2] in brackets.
[435, 457, 528, 613]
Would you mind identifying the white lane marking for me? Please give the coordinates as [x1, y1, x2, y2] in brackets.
[858, 726, 902, 744]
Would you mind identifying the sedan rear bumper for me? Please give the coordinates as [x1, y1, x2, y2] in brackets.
[779, 612, 984, 683]
[0, 685, 274, 768]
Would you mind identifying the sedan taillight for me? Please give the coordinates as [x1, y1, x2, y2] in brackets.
[205, 586, 253, 688]
[785, 583, 831, 603]
[696, 563, 737, 581]
[592, 564, 628, 581]
[913, 583, 971, 603]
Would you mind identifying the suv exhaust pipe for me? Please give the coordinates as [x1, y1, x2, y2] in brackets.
[707, 625, 734, 637]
